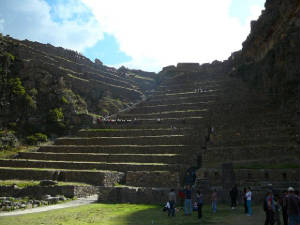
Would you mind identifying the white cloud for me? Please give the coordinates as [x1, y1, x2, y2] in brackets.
[82, 0, 264, 72]
[0, 0, 264, 72]
[0, 0, 103, 52]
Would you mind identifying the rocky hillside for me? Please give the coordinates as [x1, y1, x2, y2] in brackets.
[157, 0, 299, 169]
[0, 34, 157, 140]
[229, 0, 299, 110]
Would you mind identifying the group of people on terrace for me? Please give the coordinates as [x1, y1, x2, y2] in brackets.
[194, 88, 207, 93]
[164, 184, 300, 225]
[96, 117, 134, 124]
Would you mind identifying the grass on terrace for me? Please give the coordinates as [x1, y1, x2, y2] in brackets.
[0, 146, 38, 159]
[0, 180, 91, 188]
[234, 162, 299, 169]
[0, 204, 264, 225]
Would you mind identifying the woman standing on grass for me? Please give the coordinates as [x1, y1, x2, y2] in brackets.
[245, 187, 252, 216]
[184, 185, 192, 215]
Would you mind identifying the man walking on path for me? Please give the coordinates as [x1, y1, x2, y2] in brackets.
[286, 187, 300, 225]
[184, 185, 192, 215]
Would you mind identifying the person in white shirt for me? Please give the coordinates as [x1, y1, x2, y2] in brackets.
[245, 187, 252, 216]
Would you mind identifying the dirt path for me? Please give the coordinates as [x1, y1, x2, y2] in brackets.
[223, 207, 266, 225]
[0, 195, 98, 217]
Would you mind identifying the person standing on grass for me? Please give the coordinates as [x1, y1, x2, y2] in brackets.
[274, 195, 281, 225]
[196, 190, 203, 219]
[211, 189, 217, 213]
[245, 187, 252, 216]
[280, 191, 288, 225]
[243, 187, 248, 214]
[286, 187, 300, 225]
[264, 191, 275, 225]
[178, 189, 185, 208]
[230, 185, 238, 209]
[184, 185, 192, 215]
[168, 189, 176, 217]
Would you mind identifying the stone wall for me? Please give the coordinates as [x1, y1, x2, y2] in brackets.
[125, 171, 180, 188]
[98, 186, 170, 204]
[202, 145, 298, 166]
[196, 168, 299, 186]
[0, 185, 98, 198]
[0, 168, 125, 186]
[176, 63, 200, 72]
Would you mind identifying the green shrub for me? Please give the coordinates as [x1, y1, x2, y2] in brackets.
[48, 108, 64, 122]
[8, 78, 25, 96]
[26, 133, 48, 145]
[25, 94, 36, 110]
[61, 96, 69, 104]
[8, 122, 17, 130]
[29, 88, 38, 96]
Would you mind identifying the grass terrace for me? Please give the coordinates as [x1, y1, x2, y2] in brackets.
[0, 204, 266, 225]
[0, 180, 91, 187]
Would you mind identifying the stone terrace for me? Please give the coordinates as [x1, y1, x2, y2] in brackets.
[0, 69, 226, 189]
[0, 66, 298, 201]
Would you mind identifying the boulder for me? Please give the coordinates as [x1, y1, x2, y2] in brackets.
[39, 180, 58, 186]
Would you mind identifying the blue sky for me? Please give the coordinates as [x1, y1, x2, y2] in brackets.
[229, 0, 265, 24]
[82, 34, 132, 65]
[0, 0, 265, 72]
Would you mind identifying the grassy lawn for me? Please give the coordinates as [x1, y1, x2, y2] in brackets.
[0, 203, 243, 225]
[0, 203, 266, 225]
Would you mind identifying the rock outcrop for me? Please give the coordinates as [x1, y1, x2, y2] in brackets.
[229, 0, 299, 109]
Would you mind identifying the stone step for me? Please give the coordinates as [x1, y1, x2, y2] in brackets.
[208, 135, 293, 147]
[125, 171, 180, 188]
[77, 128, 190, 137]
[54, 135, 201, 146]
[203, 144, 298, 167]
[211, 126, 295, 137]
[150, 90, 218, 99]
[120, 109, 208, 119]
[146, 94, 217, 104]
[148, 84, 222, 95]
[0, 159, 186, 172]
[129, 102, 212, 114]
[38, 145, 200, 154]
[231, 156, 299, 169]
[91, 116, 205, 129]
[18, 152, 189, 164]
[0, 167, 124, 186]
[157, 80, 226, 90]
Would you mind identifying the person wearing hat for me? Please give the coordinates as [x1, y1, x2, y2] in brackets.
[287, 187, 300, 225]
